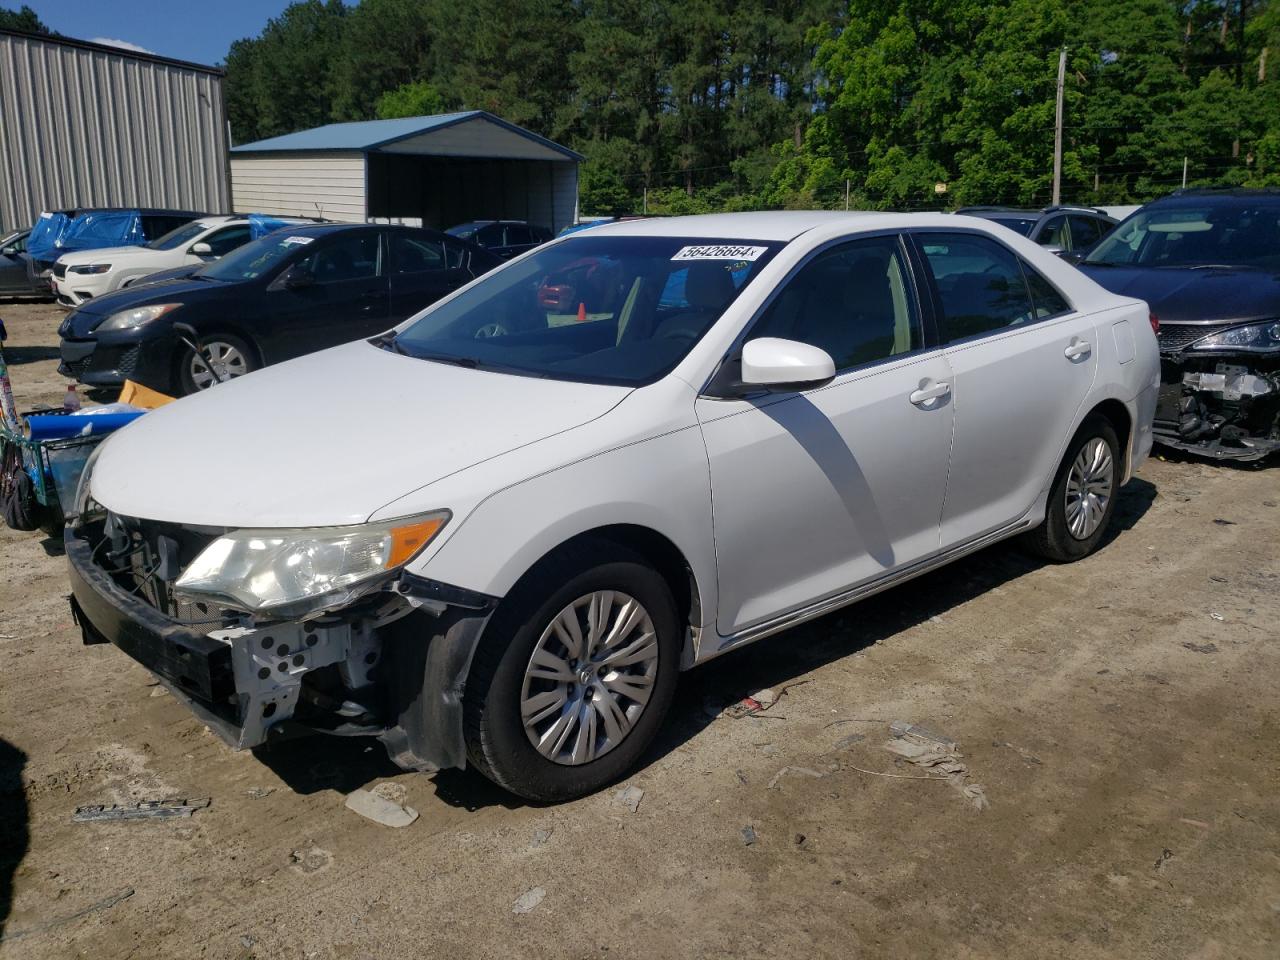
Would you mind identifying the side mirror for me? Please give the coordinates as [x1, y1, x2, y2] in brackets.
[1042, 244, 1064, 256]
[189, 241, 213, 256]
[1, 245, 16, 256]
[1058, 251, 1084, 266]
[283, 265, 314, 289]
[741, 337, 836, 390]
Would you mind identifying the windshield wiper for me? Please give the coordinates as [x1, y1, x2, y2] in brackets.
[1185, 263, 1252, 271]
[415, 352, 479, 369]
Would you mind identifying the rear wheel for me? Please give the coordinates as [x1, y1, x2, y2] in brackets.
[179, 333, 256, 394]
[463, 542, 680, 802]
[1027, 415, 1121, 562]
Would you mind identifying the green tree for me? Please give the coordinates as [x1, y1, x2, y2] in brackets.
[375, 80, 445, 119]
[0, 4, 49, 32]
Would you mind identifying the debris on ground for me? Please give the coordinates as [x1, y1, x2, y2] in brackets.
[1183, 642, 1218, 654]
[148, 685, 169, 698]
[72, 797, 210, 822]
[1210, 575, 1228, 583]
[856, 721, 991, 811]
[992, 740, 1043, 765]
[741, 825, 757, 846]
[734, 769, 748, 785]
[344, 788, 419, 828]
[531, 827, 553, 847]
[705, 680, 811, 719]
[793, 833, 806, 847]
[613, 784, 644, 813]
[1212, 518, 1236, 526]
[0, 888, 134, 944]
[370, 781, 407, 805]
[512, 887, 546, 914]
[767, 766, 826, 789]
[1209, 612, 1225, 622]
[245, 786, 275, 800]
[288, 847, 333, 875]
[832, 732, 866, 751]
[1154, 848, 1174, 871]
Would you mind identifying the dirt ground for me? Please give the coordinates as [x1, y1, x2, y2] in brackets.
[1, 300, 1277, 960]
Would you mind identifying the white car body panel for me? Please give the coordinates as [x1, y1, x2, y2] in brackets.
[86, 211, 1155, 670]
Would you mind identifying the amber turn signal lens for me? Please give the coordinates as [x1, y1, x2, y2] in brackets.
[387, 517, 447, 567]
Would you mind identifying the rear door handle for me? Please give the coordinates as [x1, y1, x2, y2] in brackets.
[909, 381, 951, 405]
[1064, 339, 1092, 360]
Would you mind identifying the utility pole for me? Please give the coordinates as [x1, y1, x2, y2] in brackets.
[845, 179, 850, 211]
[1182, 157, 1189, 189]
[1052, 46, 1067, 206]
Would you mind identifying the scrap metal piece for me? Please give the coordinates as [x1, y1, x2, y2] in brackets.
[72, 797, 210, 822]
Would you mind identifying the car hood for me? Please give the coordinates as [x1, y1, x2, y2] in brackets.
[90, 341, 631, 527]
[58, 245, 150, 266]
[1077, 263, 1280, 324]
[60, 276, 220, 337]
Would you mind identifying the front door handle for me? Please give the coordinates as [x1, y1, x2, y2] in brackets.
[1064, 338, 1092, 360]
[909, 381, 951, 405]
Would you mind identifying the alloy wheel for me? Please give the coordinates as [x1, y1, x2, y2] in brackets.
[1064, 436, 1114, 540]
[519, 590, 659, 766]
[190, 340, 249, 390]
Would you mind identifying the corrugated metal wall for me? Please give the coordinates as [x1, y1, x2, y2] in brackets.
[0, 31, 230, 232]
[230, 153, 367, 223]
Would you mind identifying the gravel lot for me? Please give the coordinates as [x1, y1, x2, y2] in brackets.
[1, 300, 1277, 959]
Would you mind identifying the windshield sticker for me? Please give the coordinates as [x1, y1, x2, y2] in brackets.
[671, 244, 767, 262]
[281, 236, 314, 246]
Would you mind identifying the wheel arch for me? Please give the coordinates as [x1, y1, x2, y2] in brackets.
[1084, 396, 1134, 481]
[500, 523, 705, 669]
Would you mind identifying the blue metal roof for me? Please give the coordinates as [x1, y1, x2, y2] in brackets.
[231, 110, 583, 161]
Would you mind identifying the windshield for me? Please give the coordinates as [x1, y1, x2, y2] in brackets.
[1085, 202, 1280, 268]
[147, 221, 208, 251]
[392, 235, 782, 386]
[198, 231, 316, 281]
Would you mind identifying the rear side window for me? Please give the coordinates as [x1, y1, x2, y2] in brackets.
[296, 232, 380, 283]
[476, 224, 504, 246]
[751, 235, 921, 371]
[917, 232, 1035, 342]
[1021, 261, 1072, 318]
[504, 224, 533, 246]
[1038, 215, 1068, 247]
[1069, 215, 1103, 250]
[390, 233, 445, 273]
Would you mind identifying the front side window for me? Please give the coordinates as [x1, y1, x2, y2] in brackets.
[505, 224, 533, 246]
[147, 221, 206, 251]
[392, 235, 782, 385]
[1038, 215, 1068, 248]
[1069, 215, 1104, 250]
[201, 225, 252, 257]
[749, 235, 920, 371]
[917, 232, 1035, 342]
[296, 232, 380, 283]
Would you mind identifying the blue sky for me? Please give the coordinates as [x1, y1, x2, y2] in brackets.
[21, 1, 304, 66]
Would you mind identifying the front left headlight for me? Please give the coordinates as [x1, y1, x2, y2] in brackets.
[173, 512, 450, 616]
[1190, 321, 1280, 353]
[69, 263, 111, 275]
[95, 302, 183, 332]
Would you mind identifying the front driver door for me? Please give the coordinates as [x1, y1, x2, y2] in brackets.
[263, 230, 390, 360]
[912, 231, 1098, 548]
[0, 232, 29, 292]
[386, 233, 471, 320]
[696, 234, 955, 636]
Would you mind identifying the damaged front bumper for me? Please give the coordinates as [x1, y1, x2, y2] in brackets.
[66, 521, 497, 771]
[1154, 343, 1280, 462]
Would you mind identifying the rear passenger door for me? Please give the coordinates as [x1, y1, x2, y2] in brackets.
[697, 234, 955, 635]
[387, 232, 471, 320]
[912, 231, 1097, 548]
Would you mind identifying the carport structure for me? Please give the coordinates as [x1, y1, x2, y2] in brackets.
[230, 111, 581, 233]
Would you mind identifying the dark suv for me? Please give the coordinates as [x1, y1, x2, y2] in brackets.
[957, 205, 1117, 253]
[1077, 188, 1280, 461]
[446, 220, 552, 259]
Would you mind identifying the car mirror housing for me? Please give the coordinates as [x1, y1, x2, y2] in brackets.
[740, 337, 836, 390]
[189, 241, 213, 256]
[1, 245, 16, 256]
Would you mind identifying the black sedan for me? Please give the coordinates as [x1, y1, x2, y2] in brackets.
[1077, 188, 1280, 461]
[0, 228, 49, 297]
[58, 223, 501, 396]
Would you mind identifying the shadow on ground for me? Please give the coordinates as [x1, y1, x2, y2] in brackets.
[0, 738, 29, 941]
[253, 478, 1158, 811]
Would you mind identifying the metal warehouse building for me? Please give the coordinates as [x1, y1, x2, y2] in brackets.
[230, 112, 581, 233]
[0, 28, 230, 233]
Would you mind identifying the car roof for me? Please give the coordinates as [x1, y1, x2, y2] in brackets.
[585, 211, 896, 241]
[1154, 188, 1280, 206]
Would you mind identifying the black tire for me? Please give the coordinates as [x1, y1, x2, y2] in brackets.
[463, 541, 681, 802]
[178, 332, 257, 395]
[1027, 415, 1121, 563]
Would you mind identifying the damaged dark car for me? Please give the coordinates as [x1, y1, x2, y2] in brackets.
[1077, 189, 1280, 462]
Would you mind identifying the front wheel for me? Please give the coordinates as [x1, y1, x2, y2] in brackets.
[463, 543, 680, 802]
[179, 333, 256, 394]
[1027, 415, 1121, 563]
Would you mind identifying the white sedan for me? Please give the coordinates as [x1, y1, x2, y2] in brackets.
[52, 214, 308, 306]
[67, 211, 1159, 801]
